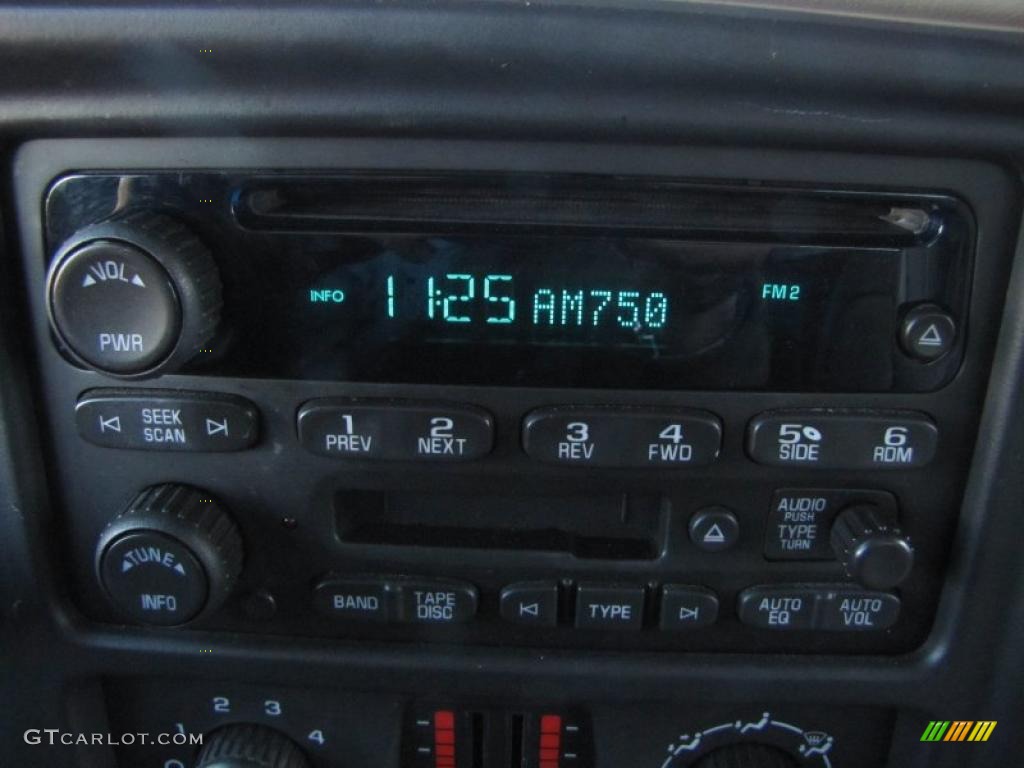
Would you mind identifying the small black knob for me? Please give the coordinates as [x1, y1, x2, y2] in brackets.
[831, 505, 914, 589]
[692, 743, 799, 768]
[195, 725, 310, 768]
[47, 211, 221, 377]
[96, 484, 243, 626]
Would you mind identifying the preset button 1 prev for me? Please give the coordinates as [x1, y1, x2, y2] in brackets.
[522, 407, 722, 467]
[297, 399, 494, 461]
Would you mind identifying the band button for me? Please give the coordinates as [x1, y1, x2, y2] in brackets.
[312, 577, 391, 622]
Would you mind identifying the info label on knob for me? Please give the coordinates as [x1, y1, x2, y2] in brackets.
[100, 531, 208, 625]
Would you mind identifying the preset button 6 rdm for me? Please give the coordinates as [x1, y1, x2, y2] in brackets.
[747, 410, 938, 470]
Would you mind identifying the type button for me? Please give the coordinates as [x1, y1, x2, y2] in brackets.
[574, 584, 645, 630]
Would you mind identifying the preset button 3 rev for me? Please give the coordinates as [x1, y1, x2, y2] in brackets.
[522, 407, 722, 468]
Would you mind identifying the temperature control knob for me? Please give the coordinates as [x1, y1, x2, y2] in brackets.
[96, 484, 243, 626]
[692, 743, 799, 768]
[47, 211, 222, 377]
[831, 505, 914, 589]
[195, 725, 310, 768]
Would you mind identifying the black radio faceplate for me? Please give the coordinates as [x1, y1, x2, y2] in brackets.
[45, 173, 972, 391]
[14, 139, 1019, 657]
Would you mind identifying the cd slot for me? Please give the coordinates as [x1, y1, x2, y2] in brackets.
[334, 490, 664, 561]
[234, 173, 935, 244]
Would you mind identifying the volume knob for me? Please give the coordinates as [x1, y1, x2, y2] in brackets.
[195, 725, 310, 768]
[96, 484, 243, 626]
[831, 505, 914, 589]
[47, 211, 222, 377]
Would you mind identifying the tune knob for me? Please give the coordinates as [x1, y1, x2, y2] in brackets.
[47, 211, 222, 377]
[195, 725, 310, 768]
[692, 743, 799, 768]
[96, 484, 243, 626]
[831, 505, 914, 589]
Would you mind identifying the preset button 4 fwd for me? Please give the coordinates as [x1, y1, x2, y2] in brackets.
[523, 407, 722, 468]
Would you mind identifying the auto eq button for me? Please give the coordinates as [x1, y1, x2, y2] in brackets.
[76, 389, 259, 451]
[746, 411, 938, 470]
[737, 586, 819, 630]
[522, 407, 722, 468]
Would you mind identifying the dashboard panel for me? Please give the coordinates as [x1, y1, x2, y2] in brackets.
[1, 4, 1024, 768]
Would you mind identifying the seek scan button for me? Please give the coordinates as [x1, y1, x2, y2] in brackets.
[76, 389, 259, 452]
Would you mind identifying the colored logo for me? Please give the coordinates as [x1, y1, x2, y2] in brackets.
[920, 721, 997, 742]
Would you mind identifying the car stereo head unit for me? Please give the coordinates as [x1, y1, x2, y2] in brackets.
[44, 172, 972, 391]
[17, 140, 1013, 659]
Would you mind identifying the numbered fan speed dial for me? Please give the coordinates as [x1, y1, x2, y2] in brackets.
[692, 743, 799, 768]
[194, 725, 310, 768]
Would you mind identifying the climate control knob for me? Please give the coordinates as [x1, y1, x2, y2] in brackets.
[96, 484, 243, 626]
[195, 725, 310, 768]
[47, 211, 222, 377]
[692, 743, 799, 768]
[831, 505, 914, 589]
